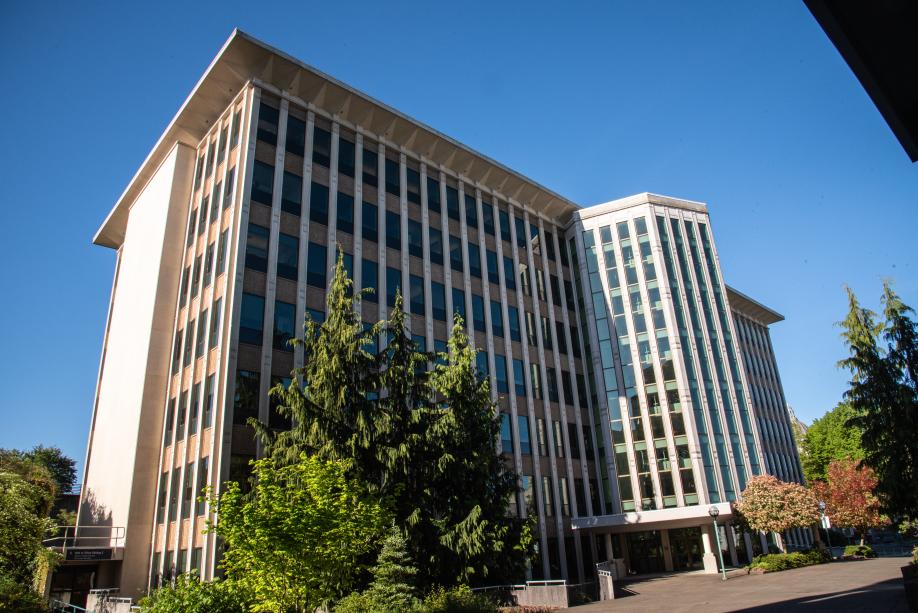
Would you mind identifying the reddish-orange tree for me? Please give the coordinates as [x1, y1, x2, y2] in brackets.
[811, 459, 889, 545]
[735, 476, 820, 546]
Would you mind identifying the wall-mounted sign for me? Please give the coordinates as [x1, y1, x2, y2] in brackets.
[66, 548, 113, 561]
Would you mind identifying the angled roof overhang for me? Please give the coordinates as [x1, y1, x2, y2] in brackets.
[94, 29, 579, 249]
[726, 285, 784, 326]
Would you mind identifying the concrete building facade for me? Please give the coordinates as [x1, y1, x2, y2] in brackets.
[71, 30, 805, 601]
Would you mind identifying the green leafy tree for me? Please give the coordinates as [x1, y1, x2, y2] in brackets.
[137, 574, 251, 613]
[335, 526, 421, 613]
[839, 282, 918, 519]
[0, 471, 56, 587]
[209, 454, 389, 612]
[23, 446, 77, 494]
[799, 403, 863, 483]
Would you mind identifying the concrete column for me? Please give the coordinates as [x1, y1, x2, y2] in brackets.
[603, 533, 614, 561]
[759, 532, 769, 553]
[743, 533, 755, 563]
[661, 529, 674, 572]
[701, 524, 718, 574]
[726, 526, 739, 567]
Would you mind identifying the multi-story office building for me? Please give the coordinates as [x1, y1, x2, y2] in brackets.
[70, 30, 803, 600]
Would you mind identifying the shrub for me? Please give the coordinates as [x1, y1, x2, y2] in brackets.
[136, 573, 251, 613]
[843, 544, 877, 558]
[747, 549, 830, 573]
[421, 585, 497, 613]
[911, 545, 918, 565]
[0, 575, 48, 613]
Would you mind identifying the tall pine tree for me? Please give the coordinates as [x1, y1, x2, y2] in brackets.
[840, 282, 918, 519]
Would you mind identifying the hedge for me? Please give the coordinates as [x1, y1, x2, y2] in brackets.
[747, 549, 831, 572]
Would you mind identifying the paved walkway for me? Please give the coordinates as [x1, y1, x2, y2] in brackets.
[566, 557, 909, 612]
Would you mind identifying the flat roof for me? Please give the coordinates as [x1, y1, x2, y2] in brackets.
[94, 29, 579, 249]
[570, 192, 707, 226]
[726, 285, 784, 326]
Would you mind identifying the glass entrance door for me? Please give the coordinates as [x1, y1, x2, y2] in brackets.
[669, 527, 703, 571]
[626, 530, 665, 574]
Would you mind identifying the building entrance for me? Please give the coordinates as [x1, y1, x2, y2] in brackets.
[669, 527, 703, 571]
[626, 530, 665, 575]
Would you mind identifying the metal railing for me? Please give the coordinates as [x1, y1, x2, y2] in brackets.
[43, 526, 125, 556]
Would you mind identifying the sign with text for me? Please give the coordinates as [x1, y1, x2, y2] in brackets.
[66, 548, 113, 561]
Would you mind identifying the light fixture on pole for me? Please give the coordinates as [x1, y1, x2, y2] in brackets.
[708, 505, 727, 581]
[818, 501, 833, 559]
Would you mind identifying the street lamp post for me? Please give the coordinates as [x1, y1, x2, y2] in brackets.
[708, 505, 727, 581]
[819, 501, 833, 559]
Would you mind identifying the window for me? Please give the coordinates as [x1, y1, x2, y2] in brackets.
[427, 176, 441, 212]
[526, 311, 537, 346]
[306, 242, 326, 288]
[313, 126, 331, 166]
[245, 223, 268, 272]
[449, 235, 463, 272]
[179, 267, 189, 307]
[486, 250, 499, 285]
[547, 368, 559, 402]
[537, 419, 548, 456]
[386, 267, 401, 308]
[210, 183, 221, 222]
[568, 423, 581, 459]
[386, 210, 401, 250]
[499, 208, 511, 242]
[503, 256, 516, 290]
[562, 371, 573, 404]
[362, 201, 378, 242]
[223, 168, 235, 209]
[472, 295, 486, 332]
[553, 420, 565, 458]
[240, 294, 265, 345]
[408, 219, 423, 258]
[217, 127, 227, 164]
[195, 314, 206, 357]
[176, 394, 187, 438]
[273, 300, 295, 350]
[517, 415, 531, 454]
[453, 288, 466, 323]
[409, 275, 424, 315]
[500, 414, 513, 454]
[285, 115, 305, 157]
[362, 147, 378, 187]
[251, 161, 274, 205]
[431, 282, 446, 321]
[217, 230, 228, 275]
[164, 400, 175, 446]
[281, 172, 302, 215]
[337, 192, 354, 234]
[571, 325, 582, 358]
[277, 233, 298, 281]
[362, 259, 378, 303]
[197, 457, 209, 509]
[233, 370, 260, 425]
[559, 477, 570, 516]
[542, 476, 554, 517]
[257, 103, 278, 145]
[550, 275, 561, 307]
[482, 201, 495, 236]
[536, 270, 546, 302]
[556, 321, 567, 354]
[203, 376, 214, 428]
[310, 182, 329, 225]
[490, 300, 504, 337]
[515, 216, 526, 248]
[545, 230, 556, 261]
[446, 186, 460, 220]
[230, 110, 241, 149]
[564, 280, 575, 309]
[513, 359, 526, 396]
[508, 306, 521, 342]
[520, 264, 531, 295]
[186, 210, 197, 245]
[464, 193, 477, 228]
[206, 141, 215, 178]
[189, 385, 199, 435]
[338, 136, 355, 177]
[406, 167, 421, 205]
[541, 316, 553, 350]
[530, 364, 542, 399]
[385, 158, 400, 196]
[429, 226, 443, 265]
[197, 202, 207, 235]
[468, 243, 481, 278]
[494, 354, 509, 394]
[168, 468, 180, 521]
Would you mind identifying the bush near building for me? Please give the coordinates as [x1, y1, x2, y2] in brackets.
[747, 549, 831, 573]
[843, 544, 878, 558]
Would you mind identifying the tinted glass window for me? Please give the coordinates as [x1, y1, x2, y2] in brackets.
[408, 219, 423, 258]
[281, 171, 302, 215]
[491, 300, 504, 337]
[385, 158, 400, 196]
[386, 267, 401, 307]
[465, 193, 477, 228]
[338, 136, 355, 177]
[306, 242, 326, 288]
[251, 161, 274, 205]
[468, 243, 481, 278]
[427, 177, 441, 211]
[472, 295, 486, 332]
[429, 226, 443, 265]
[362, 201, 378, 242]
[285, 115, 305, 157]
[446, 186, 460, 220]
[245, 224, 269, 272]
[431, 282, 446, 321]
[410, 275, 424, 315]
[449, 235, 463, 272]
[309, 182, 329, 225]
[362, 147, 378, 187]
[386, 211, 401, 250]
[273, 300, 296, 350]
[337, 192, 354, 234]
[362, 259, 378, 303]
[453, 288, 466, 324]
[257, 104, 278, 145]
[313, 127, 331, 166]
[482, 201, 495, 236]
[240, 293, 265, 345]
[406, 168, 421, 205]
[277, 233, 298, 280]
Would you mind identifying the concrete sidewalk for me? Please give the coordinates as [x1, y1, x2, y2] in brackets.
[566, 557, 910, 612]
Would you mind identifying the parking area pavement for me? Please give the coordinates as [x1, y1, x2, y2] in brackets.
[566, 557, 909, 612]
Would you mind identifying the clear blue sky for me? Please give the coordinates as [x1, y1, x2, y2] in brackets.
[1, 1, 915, 480]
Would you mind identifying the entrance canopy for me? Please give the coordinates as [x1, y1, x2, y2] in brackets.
[571, 502, 733, 534]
